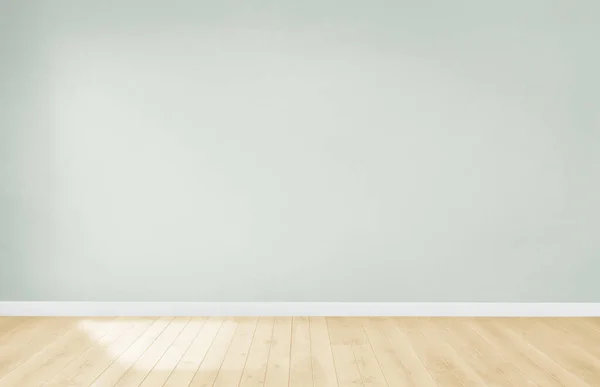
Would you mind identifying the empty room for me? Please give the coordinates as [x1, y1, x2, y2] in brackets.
[1, 0, 599, 386]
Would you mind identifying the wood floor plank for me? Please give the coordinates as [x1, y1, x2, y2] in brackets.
[492, 318, 591, 387]
[550, 318, 600, 359]
[187, 317, 238, 387]
[0, 318, 114, 387]
[472, 318, 564, 386]
[213, 317, 258, 387]
[361, 318, 413, 386]
[396, 317, 469, 387]
[162, 317, 223, 387]
[326, 317, 363, 387]
[506, 318, 600, 385]
[581, 318, 600, 331]
[309, 317, 338, 387]
[20, 318, 119, 387]
[446, 317, 537, 387]
[378, 318, 437, 387]
[0, 317, 31, 338]
[139, 317, 207, 387]
[0, 317, 69, 375]
[90, 317, 172, 386]
[52, 318, 156, 386]
[239, 317, 274, 387]
[42, 317, 139, 386]
[0, 318, 78, 384]
[114, 317, 190, 386]
[424, 318, 506, 387]
[344, 318, 387, 387]
[290, 316, 313, 387]
[264, 316, 292, 387]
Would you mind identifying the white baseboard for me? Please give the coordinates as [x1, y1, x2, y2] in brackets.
[1, 302, 600, 317]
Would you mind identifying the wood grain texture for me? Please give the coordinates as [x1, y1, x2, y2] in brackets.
[0, 317, 599, 386]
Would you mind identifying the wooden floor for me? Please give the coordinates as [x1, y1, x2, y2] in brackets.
[0, 317, 599, 386]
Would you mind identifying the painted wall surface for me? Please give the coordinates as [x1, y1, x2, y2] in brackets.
[1, 1, 599, 301]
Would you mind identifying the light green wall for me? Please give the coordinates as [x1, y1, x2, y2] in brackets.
[1, 0, 599, 301]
